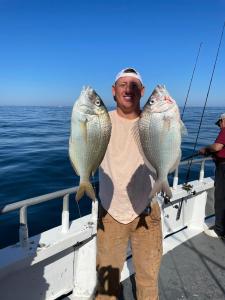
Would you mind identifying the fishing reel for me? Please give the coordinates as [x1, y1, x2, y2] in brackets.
[160, 193, 171, 205]
[163, 195, 171, 205]
[174, 183, 196, 221]
[182, 183, 196, 195]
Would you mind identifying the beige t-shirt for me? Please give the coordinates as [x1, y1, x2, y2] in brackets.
[99, 110, 154, 224]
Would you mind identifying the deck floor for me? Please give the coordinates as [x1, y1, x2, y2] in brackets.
[120, 232, 225, 300]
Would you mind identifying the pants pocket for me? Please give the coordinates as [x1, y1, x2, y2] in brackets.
[150, 201, 161, 222]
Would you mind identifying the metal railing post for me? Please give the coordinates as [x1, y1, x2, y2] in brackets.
[199, 159, 206, 182]
[173, 167, 179, 190]
[19, 206, 29, 247]
[61, 194, 70, 233]
[89, 199, 98, 229]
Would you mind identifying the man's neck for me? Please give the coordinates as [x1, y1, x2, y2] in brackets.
[116, 107, 141, 120]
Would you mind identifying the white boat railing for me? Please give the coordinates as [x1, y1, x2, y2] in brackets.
[172, 157, 213, 189]
[1, 187, 79, 248]
[0, 157, 214, 248]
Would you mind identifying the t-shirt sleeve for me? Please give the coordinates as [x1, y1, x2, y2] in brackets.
[215, 130, 225, 145]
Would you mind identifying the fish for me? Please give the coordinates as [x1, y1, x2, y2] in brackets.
[137, 84, 186, 199]
[69, 86, 111, 201]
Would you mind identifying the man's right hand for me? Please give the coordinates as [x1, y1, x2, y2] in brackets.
[199, 147, 208, 156]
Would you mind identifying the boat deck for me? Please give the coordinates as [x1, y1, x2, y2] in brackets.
[120, 232, 225, 299]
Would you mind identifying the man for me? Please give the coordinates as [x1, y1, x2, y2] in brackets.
[96, 68, 162, 300]
[199, 113, 225, 239]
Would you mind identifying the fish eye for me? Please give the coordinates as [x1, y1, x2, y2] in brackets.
[95, 99, 101, 106]
[149, 99, 155, 104]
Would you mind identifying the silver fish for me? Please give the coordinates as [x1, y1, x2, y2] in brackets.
[69, 86, 111, 201]
[138, 85, 186, 199]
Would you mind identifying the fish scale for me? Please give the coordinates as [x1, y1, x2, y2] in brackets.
[138, 85, 184, 199]
[69, 86, 111, 201]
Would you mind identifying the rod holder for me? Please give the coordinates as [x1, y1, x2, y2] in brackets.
[62, 194, 70, 233]
[199, 160, 205, 182]
[172, 167, 179, 190]
[88, 199, 98, 231]
[19, 206, 28, 247]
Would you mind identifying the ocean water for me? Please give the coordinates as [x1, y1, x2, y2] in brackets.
[0, 105, 224, 248]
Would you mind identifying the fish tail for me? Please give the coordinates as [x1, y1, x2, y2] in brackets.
[150, 180, 172, 199]
[76, 181, 96, 201]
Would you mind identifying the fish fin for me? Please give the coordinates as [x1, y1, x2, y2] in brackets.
[69, 137, 80, 176]
[143, 158, 156, 174]
[131, 120, 140, 144]
[69, 137, 80, 175]
[79, 119, 88, 144]
[150, 180, 172, 199]
[169, 151, 181, 173]
[91, 158, 101, 177]
[131, 122, 156, 174]
[180, 120, 188, 136]
[76, 182, 96, 201]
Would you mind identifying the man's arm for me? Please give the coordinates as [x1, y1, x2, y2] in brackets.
[199, 143, 224, 155]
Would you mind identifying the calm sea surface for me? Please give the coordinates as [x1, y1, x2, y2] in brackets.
[0, 106, 224, 248]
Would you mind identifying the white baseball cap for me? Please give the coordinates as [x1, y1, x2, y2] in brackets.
[114, 67, 143, 85]
[215, 113, 225, 126]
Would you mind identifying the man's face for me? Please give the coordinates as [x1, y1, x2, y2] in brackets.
[112, 76, 145, 113]
[220, 118, 225, 128]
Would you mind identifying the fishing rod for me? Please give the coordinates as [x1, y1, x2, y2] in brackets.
[181, 42, 203, 120]
[181, 151, 212, 162]
[181, 151, 200, 162]
[184, 21, 225, 185]
[175, 22, 225, 220]
[164, 43, 202, 205]
[178, 43, 202, 184]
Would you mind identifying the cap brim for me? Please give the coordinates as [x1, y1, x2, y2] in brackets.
[114, 68, 143, 85]
[215, 119, 221, 126]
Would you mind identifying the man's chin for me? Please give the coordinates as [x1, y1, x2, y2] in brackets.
[122, 100, 136, 106]
[122, 104, 139, 112]
[123, 97, 134, 102]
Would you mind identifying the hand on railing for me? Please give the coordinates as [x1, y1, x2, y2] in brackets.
[198, 148, 210, 156]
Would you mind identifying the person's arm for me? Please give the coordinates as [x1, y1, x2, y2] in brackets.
[199, 143, 224, 155]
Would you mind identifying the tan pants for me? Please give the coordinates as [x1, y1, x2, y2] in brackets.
[95, 201, 163, 300]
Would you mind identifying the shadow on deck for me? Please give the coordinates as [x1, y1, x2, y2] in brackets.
[120, 232, 225, 300]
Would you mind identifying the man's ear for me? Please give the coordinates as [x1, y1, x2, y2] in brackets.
[112, 85, 116, 97]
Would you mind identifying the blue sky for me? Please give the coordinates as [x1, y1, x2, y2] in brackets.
[0, 0, 225, 107]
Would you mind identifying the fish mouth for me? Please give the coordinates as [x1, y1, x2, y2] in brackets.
[79, 104, 92, 109]
[77, 103, 103, 115]
[160, 101, 175, 107]
[77, 104, 94, 114]
[164, 95, 175, 104]
[150, 101, 176, 113]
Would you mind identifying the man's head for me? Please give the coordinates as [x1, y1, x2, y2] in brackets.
[215, 113, 225, 128]
[112, 67, 145, 116]
[114, 67, 144, 85]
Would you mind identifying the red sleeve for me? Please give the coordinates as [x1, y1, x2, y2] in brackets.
[215, 128, 225, 145]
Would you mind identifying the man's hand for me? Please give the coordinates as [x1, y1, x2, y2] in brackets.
[199, 147, 208, 156]
[199, 143, 223, 156]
